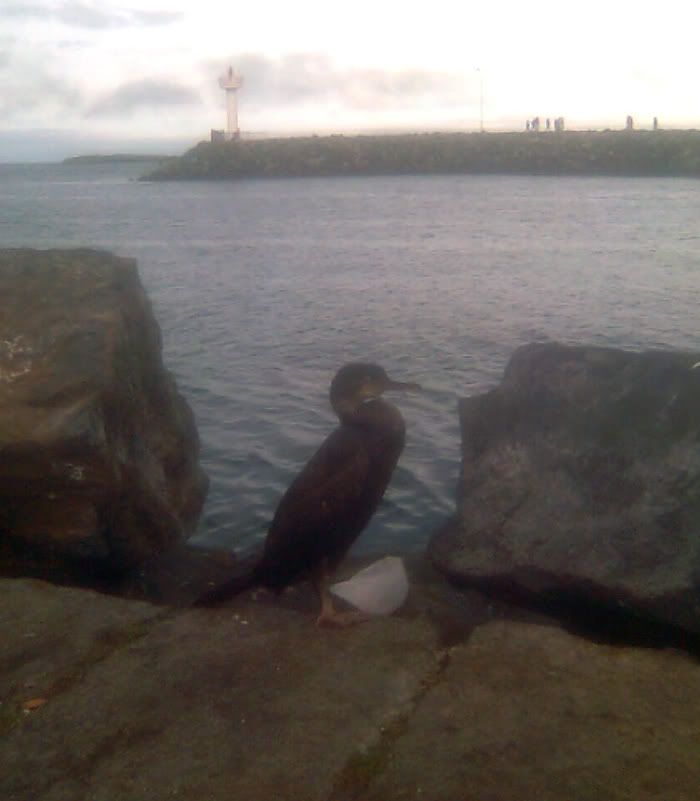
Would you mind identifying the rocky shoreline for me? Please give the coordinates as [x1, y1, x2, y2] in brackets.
[2, 249, 700, 799]
[2, 560, 700, 801]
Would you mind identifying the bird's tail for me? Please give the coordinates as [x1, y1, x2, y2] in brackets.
[193, 552, 260, 607]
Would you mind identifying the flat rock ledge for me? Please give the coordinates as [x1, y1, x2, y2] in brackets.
[431, 342, 700, 635]
[0, 249, 208, 578]
[2, 569, 700, 801]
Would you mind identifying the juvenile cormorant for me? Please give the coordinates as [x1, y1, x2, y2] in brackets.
[197, 362, 419, 625]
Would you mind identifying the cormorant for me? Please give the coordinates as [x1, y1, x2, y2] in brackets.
[197, 362, 419, 625]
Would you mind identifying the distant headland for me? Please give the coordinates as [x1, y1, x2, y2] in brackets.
[141, 129, 700, 181]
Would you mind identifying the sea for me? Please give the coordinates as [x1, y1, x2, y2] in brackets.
[1, 160, 699, 557]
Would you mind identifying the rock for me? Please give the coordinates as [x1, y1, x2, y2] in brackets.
[2, 573, 699, 801]
[364, 619, 700, 801]
[0, 575, 444, 801]
[0, 249, 208, 577]
[430, 342, 700, 634]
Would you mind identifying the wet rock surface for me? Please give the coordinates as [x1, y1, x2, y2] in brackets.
[430, 342, 700, 634]
[1, 567, 699, 801]
[0, 249, 208, 576]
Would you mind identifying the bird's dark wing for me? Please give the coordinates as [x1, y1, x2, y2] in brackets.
[255, 426, 375, 588]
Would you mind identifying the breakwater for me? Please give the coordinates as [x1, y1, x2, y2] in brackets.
[144, 129, 700, 180]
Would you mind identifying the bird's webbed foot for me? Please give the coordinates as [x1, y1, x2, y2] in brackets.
[312, 560, 370, 628]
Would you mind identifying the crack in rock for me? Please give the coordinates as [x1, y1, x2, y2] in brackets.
[329, 648, 451, 801]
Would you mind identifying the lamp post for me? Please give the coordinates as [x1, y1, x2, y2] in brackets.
[476, 67, 484, 133]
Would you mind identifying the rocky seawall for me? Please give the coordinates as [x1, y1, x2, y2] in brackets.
[2, 251, 700, 799]
[143, 130, 700, 181]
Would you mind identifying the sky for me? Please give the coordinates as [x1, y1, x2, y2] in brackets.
[1, 0, 699, 161]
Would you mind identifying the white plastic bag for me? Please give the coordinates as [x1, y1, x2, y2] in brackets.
[330, 556, 408, 616]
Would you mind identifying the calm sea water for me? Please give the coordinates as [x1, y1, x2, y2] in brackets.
[1, 161, 699, 556]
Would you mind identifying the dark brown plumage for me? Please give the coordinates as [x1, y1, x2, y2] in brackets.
[197, 362, 419, 624]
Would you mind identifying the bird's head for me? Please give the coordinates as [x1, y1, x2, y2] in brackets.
[329, 363, 420, 418]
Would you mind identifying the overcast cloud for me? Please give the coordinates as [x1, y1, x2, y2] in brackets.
[218, 53, 469, 111]
[0, 57, 82, 118]
[1, 1, 181, 29]
[87, 79, 201, 116]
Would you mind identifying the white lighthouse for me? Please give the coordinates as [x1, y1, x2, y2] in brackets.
[218, 66, 243, 139]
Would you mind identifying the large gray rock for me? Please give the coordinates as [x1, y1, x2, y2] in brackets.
[430, 342, 700, 633]
[2, 573, 700, 801]
[0, 249, 208, 576]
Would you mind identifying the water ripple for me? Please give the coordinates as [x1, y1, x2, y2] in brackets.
[2, 165, 699, 554]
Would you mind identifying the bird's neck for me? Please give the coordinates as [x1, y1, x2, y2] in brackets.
[331, 396, 361, 420]
[335, 398, 405, 435]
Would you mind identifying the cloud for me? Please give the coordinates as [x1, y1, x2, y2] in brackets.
[130, 9, 181, 26]
[54, 38, 93, 49]
[1, 2, 181, 29]
[347, 67, 468, 110]
[0, 57, 82, 118]
[87, 79, 201, 116]
[209, 53, 470, 112]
